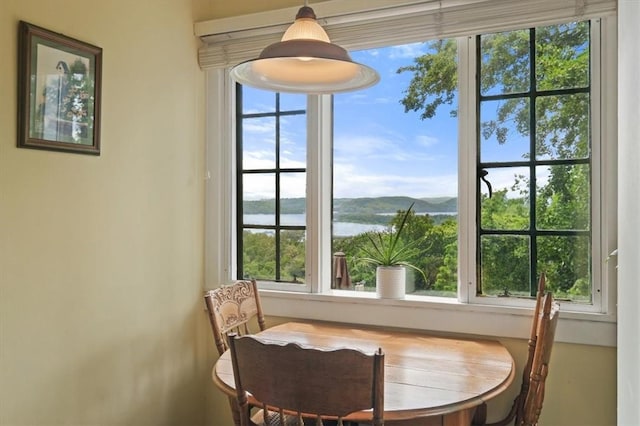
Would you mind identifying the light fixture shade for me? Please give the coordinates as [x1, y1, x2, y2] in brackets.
[229, 6, 379, 94]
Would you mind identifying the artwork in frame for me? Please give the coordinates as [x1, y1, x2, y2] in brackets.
[17, 21, 102, 155]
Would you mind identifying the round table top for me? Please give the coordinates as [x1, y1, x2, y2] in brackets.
[213, 321, 515, 422]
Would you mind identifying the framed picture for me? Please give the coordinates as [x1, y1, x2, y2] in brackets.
[17, 21, 102, 155]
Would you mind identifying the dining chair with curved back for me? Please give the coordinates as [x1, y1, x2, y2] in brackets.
[204, 279, 266, 425]
[204, 279, 266, 356]
[520, 292, 560, 425]
[227, 333, 385, 426]
[473, 273, 560, 426]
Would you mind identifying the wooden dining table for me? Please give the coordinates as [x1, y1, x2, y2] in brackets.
[212, 321, 515, 425]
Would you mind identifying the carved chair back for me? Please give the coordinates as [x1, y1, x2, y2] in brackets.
[204, 279, 266, 356]
[228, 333, 385, 426]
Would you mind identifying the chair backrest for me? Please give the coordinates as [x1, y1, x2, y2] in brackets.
[513, 273, 548, 423]
[521, 292, 560, 426]
[204, 280, 266, 355]
[228, 333, 385, 426]
[472, 274, 560, 426]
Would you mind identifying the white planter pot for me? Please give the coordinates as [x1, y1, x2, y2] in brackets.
[376, 266, 406, 299]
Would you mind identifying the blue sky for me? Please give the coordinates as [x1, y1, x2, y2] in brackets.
[333, 44, 458, 199]
[241, 41, 530, 201]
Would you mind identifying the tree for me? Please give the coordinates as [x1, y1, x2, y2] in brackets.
[397, 39, 458, 120]
[398, 22, 592, 298]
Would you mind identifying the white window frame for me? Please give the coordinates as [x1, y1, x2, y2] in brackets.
[462, 19, 615, 316]
[201, 1, 617, 347]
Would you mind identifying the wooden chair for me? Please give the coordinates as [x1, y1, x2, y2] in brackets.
[227, 333, 385, 426]
[204, 280, 266, 425]
[204, 279, 266, 356]
[473, 273, 560, 426]
[520, 293, 559, 425]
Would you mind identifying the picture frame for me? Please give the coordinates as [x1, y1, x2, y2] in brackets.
[17, 21, 102, 155]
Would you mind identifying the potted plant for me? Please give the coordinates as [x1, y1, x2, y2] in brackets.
[358, 203, 427, 299]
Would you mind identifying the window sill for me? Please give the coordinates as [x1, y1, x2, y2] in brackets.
[257, 289, 616, 347]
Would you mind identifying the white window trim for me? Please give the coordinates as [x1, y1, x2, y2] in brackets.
[459, 18, 618, 317]
[205, 64, 616, 347]
[202, 5, 618, 347]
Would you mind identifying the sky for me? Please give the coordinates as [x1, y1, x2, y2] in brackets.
[333, 44, 458, 199]
[241, 41, 529, 201]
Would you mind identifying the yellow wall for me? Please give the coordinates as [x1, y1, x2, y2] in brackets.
[0, 0, 218, 424]
[0, 1, 617, 425]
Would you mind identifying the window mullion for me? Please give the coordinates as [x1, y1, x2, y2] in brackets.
[458, 35, 476, 304]
[306, 94, 333, 293]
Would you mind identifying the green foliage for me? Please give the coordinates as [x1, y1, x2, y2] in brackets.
[397, 39, 458, 120]
[357, 203, 424, 273]
[395, 22, 592, 301]
[242, 232, 275, 280]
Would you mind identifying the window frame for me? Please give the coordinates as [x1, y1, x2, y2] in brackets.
[464, 20, 609, 314]
[235, 88, 309, 287]
[204, 10, 617, 347]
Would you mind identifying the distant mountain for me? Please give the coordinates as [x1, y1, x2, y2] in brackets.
[244, 196, 457, 215]
[243, 198, 306, 214]
[334, 196, 457, 214]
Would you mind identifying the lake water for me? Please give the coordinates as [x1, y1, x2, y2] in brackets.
[243, 213, 456, 237]
[244, 214, 388, 237]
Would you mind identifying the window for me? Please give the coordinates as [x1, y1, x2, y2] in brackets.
[237, 86, 308, 285]
[235, 19, 609, 313]
[203, 1, 617, 343]
[330, 41, 459, 297]
[237, 40, 461, 297]
[475, 23, 594, 304]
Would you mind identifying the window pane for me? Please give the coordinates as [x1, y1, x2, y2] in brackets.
[477, 21, 593, 301]
[243, 173, 275, 225]
[480, 29, 530, 96]
[242, 86, 275, 114]
[480, 98, 530, 162]
[480, 167, 530, 231]
[280, 172, 305, 226]
[536, 164, 590, 231]
[281, 230, 306, 283]
[536, 22, 589, 91]
[242, 230, 275, 280]
[332, 41, 458, 298]
[243, 116, 275, 169]
[279, 93, 306, 111]
[238, 85, 307, 285]
[480, 235, 530, 296]
[280, 114, 306, 169]
[537, 235, 591, 303]
[535, 93, 590, 160]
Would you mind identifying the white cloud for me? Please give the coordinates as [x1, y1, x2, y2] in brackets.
[415, 134, 439, 147]
[333, 162, 457, 199]
[242, 150, 275, 170]
[242, 168, 306, 200]
[243, 118, 274, 134]
[387, 43, 426, 59]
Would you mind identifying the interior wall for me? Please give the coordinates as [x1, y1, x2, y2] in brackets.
[0, 0, 212, 424]
[0, 0, 621, 425]
[196, 2, 619, 426]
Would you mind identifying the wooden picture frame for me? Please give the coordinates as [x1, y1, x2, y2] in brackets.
[17, 21, 102, 155]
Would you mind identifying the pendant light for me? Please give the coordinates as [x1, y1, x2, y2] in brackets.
[229, 2, 379, 94]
